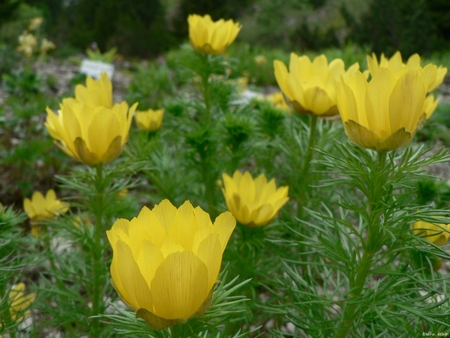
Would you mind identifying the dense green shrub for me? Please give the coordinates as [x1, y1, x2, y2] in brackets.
[342, 0, 439, 57]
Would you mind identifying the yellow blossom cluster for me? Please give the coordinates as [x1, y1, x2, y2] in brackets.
[17, 17, 55, 57]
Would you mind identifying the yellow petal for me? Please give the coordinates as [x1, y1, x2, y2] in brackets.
[150, 251, 210, 320]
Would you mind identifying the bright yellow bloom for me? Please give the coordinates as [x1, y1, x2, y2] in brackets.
[74, 72, 113, 108]
[413, 220, 450, 246]
[335, 67, 429, 151]
[17, 32, 37, 57]
[366, 52, 447, 93]
[45, 74, 137, 166]
[23, 189, 69, 221]
[2, 283, 36, 323]
[222, 171, 289, 227]
[365, 52, 447, 120]
[28, 17, 43, 31]
[274, 53, 359, 116]
[188, 14, 242, 55]
[107, 199, 236, 329]
[135, 109, 164, 132]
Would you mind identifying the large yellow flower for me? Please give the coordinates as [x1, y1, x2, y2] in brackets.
[45, 74, 137, 166]
[23, 189, 69, 221]
[107, 199, 236, 329]
[2, 283, 36, 323]
[73, 72, 113, 108]
[366, 52, 447, 93]
[135, 109, 164, 132]
[335, 67, 429, 151]
[188, 14, 242, 55]
[222, 171, 289, 227]
[365, 52, 447, 120]
[274, 53, 359, 116]
[413, 220, 450, 246]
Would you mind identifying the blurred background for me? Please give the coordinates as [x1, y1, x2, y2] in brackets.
[1, 0, 450, 59]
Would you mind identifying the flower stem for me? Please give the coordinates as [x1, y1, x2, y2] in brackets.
[297, 114, 318, 220]
[91, 164, 106, 336]
[334, 150, 387, 338]
[201, 56, 212, 125]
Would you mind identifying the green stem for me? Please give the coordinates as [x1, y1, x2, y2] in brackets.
[334, 150, 387, 338]
[91, 165, 106, 336]
[170, 323, 187, 337]
[199, 157, 216, 218]
[201, 54, 212, 125]
[297, 114, 318, 220]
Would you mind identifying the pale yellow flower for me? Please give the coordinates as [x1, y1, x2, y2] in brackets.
[40, 38, 56, 54]
[222, 171, 289, 227]
[274, 53, 359, 116]
[265, 91, 290, 112]
[107, 199, 236, 329]
[45, 74, 137, 166]
[413, 220, 450, 246]
[17, 32, 37, 57]
[188, 14, 242, 55]
[2, 283, 36, 323]
[254, 55, 268, 66]
[28, 17, 43, 31]
[23, 189, 69, 221]
[135, 109, 164, 132]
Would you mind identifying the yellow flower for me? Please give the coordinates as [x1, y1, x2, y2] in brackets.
[188, 14, 242, 55]
[74, 72, 113, 108]
[3, 283, 36, 323]
[274, 53, 359, 116]
[365, 52, 447, 120]
[23, 189, 69, 222]
[17, 32, 37, 57]
[107, 199, 236, 329]
[45, 74, 137, 166]
[222, 171, 289, 227]
[40, 38, 56, 54]
[28, 17, 43, 31]
[135, 109, 164, 132]
[413, 220, 450, 246]
[254, 55, 268, 66]
[366, 52, 447, 93]
[335, 67, 429, 151]
[265, 91, 290, 112]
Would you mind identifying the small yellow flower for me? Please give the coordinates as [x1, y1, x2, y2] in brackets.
[28, 17, 43, 31]
[40, 38, 56, 54]
[265, 91, 290, 112]
[17, 32, 37, 57]
[23, 189, 69, 222]
[107, 199, 236, 329]
[274, 53, 359, 116]
[135, 109, 164, 132]
[45, 74, 137, 166]
[2, 283, 36, 323]
[188, 14, 242, 55]
[222, 171, 289, 227]
[254, 55, 268, 66]
[413, 221, 450, 246]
